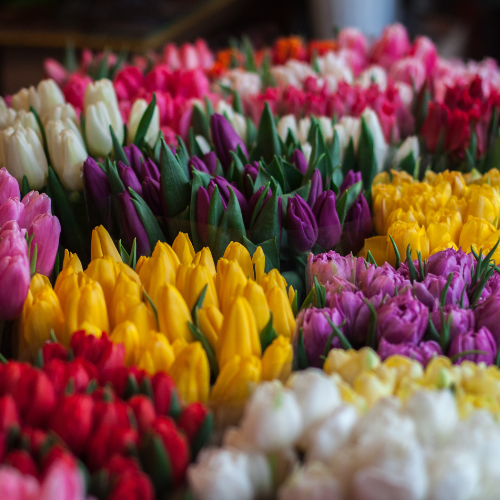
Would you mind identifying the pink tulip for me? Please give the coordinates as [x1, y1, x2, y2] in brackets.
[39, 461, 87, 500]
[145, 65, 171, 93]
[180, 43, 199, 70]
[21, 192, 51, 232]
[114, 66, 144, 102]
[43, 59, 68, 87]
[28, 214, 61, 277]
[410, 36, 437, 76]
[195, 39, 214, 69]
[389, 57, 426, 91]
[0, 168, 21, 205]
[0, 221, 28, 258]
[0, 198, 25, 228]
[0, 466, 39, 500]
[370, 23, 410, 69]
[338, 27, 369, 58]
[163, 43, 181, 70]
[63, 74, 92, 113]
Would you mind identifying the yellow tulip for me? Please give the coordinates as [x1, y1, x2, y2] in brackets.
[422, 181, 452, 212]
[242, 279, 270, 332]
[463, 168, 482, 185]
[64, 276, 109, 344]
[170, 342, 210, 404]
[217, 296, 261, 368]
[323, 348, 380, 386]
[78, 321, 104, 337]
[84, 256, 118, 309]
[482, 168, 500, 190]
[114, 301, 157, 341]
[138, 242, 180, 304]
[176, 263, 219, 310]
[223, 242, 254, 279]
[137, 331, 175, 375]
[445, 196, 469, 223]
[216, 259, 247, 315]
[358, 236, 387, 266]
[372, 171, 391, 185]
[260, 269, 288, 294]
[62, 249, 83, 273]
[386, 221, 429, 266]
[389, 170, 414, 186]
[261, 336, 293, 382]
[29, 273, 51, 296]
[426, 223, 453, 253]
[465, 184, 500, 227]
[172, 338, 189, 357]
[432, 170, 467, 197]
[91, 225, 122, 262]
[383, 355, 424, 388]
[110, 320, 141, 366]
[109, 273, 143, 329]
[156, 284, 193, 343]
[288, 286, 296, 308]
[353, 366, 397, 407]
[252, 246, 266, 284]
[193, 247, 216, 276]
[198, 305, 223, 349]
[371, 184, 402, 234]
[172, 232, 195, 264]
[459, 216, 497, 253]
[425, 208, 463, 245]
[210, 355, 261, 407]
[266, 287, 295, 339]
[54, 267, 79, 314]
[385, 208, 421, 232]
[135, 255, 147, 275]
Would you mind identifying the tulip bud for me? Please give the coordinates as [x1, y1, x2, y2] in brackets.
[260, 268, 288, 294]
[177, 402, 213, 457]
[198, 305, 223, 349]
[119, 190, 151, 258]
[222, 242, 254, 280]
[118, 161, 143, 197]
[341, 194, 372, 254]
[312, 190, 341, 250]
[172, 232, 195, 264]
[216, 259, 247, 315]
[307, 170, 323, 208]
[287, 194, 318, 253]
[127, 99, 160, 148]
[4, 449, 39, 477]
[261, 336, 293, 382]
[0, 197, 24, 228]
[157, 284, 194, 343]
[193, 247, 216, 276]
[128, 395, 156, 435]
[110, 320, 141, 366]
[291, 149, 308, 175]
[21, 190, 51, 231]
[242, 279, 270, 333]
[138, 332, 175, 375]
[150, 372, 181, 417]
[252, 246, 266, 284]
[0, 167, 20, 204]
[176, 263, 219, 310]
[266, 287, 296, 339]
[210, 113, 248, 171]
[28, 213, 61, 276]
[91, 225, 122, 262]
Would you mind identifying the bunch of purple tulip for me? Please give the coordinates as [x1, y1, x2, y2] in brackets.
[298, 245, 500, 368]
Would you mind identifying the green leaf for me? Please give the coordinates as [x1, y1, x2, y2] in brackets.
[249, 181, 271, 229]
[252, 163, 273, 193]
[189, 127, 204, 158]
[96, 51, 110, 80]
[204, 97, 214, 117]
[465, 130, 477, 172]
[282, 160, 304, 192]
[313, 276, 326, 308]
[280, 182, 311, 216]
[260, 313, 278, 352]
[139, 433, 172, 492]
[134, 93, 157, 149]
[449, 350, 489, 363]
[264, 156, 285, 193]
[105, 157, 125, 197]
[251, 184, 280, 244]
[324, 315, 352, 350]
[110, 125, 129, 166]
[243, 36, 257, 72]
[398, 151, 416, 177]
[21, 175, 30, 198]
[191, 284, 208, 324]
[336, 181, 362, 225]
[176, 135, 191, 179]
[341, 138, 355, 175]
[389, 235, 401, 269]
[358, 117, 377, 190]
[251, 102, 281, 163]
[232, 90, 244, 115]
[243, 236, 280, 272]
[190, 411, 213, 458]
[159, 139, 190, 217]
[246, 117, 257, 149]
[188, 322, 219, 378]
[207, 185, 225, 250]
[192, 104, 210, 140]
[261, 51, 276, 89]
[294, 328, 309, 370]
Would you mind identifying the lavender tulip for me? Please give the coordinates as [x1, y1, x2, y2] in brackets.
[0, 167, 20, 204]
[307, 170, 323, 207]
[324, 276, 358, 295]
[340, 171, 362, 193]
[312, 190, 341, 250]
[448, 327, 497, 365]
[118, 161, 143, 197]
[378, 337, 442, 366]
[340, 194, 372, 254]
[28, 213, 61, 276]
[21, 191, 51, 230]
[376, 290, 428, 344]
[287, 194, 318, 254]
[478, 272, 500, 303]
[291, 149, 308, 175]
[412, 272, 469, 311]
[431, 305, 475, 343]
[358, 262, 411, 298]
[118, 190, 151, 257]
[426, 247, 474, 285]
[0, 198, 24, 228]
[474, 294, 500, 344]
[210, 114, 247, 171]
[124, 143, 145, 179]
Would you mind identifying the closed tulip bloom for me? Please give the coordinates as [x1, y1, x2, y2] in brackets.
[252, 246, 266, 284]
[378, 338, 442, 366]
[84, 159, 112, 229]
[287, 194, 318, 254]
[109, 274, 142, 328]
[223, 242, 254, 280]
[312, 191, 341, 250]
[176, 263, 219, 310]
[142, 177, 162, 216]
[188, 156, 212, 177]
[157, 284, 194, 343]
[118, 161, 143, 197]
[386, 221, 430, 267]
[138, 331, 176, 375]
[210, 355, 261, 408]
[53, 266, 79, 313]
[448, 327, 497, 365]
[291, 148, 308, 175]
[277, 114, 298, 142]
[459, 216, 496, 252]
[0, 198, 25, 228]
[28, 213, 61, 276]
[243, 279, 270, 333]
[170, 342, 210, 404]
[210, 113, 248, 171]
[119, 190, 151, 258]
[20, 190, 51, 229]
[307, 170, 323, 208]
[172, 232, 195, 264]
[209, 176, 248, 214]
[193, 247, 216, 276]
[90, 225, 122, 262]
[260, 269, 288, 294]
[341, 194, 372, 255]
[261, 336, 293, 382]
[114, 300, 157, 341]
[127, 99, 160, 148]
[0, 167, 20, 204]
[198, 305, 223, 349]
[216, 259, 247, 315]
[218, 297, 262, 368]
[340, 171, 362, 193]
[110, 320, 141, 366]
[465, 185, 500, 226]
[0, 125, 48, 189]
[141, 157, 160, 183]
[266, 287, 296, 339]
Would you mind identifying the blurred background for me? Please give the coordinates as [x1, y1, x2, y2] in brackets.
[0, 0, 497, 93]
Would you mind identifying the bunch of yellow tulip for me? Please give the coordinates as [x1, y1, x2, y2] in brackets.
[361, 168, 500, 266]
[324, 347, 500, 417]
[16, 226, 296, 412]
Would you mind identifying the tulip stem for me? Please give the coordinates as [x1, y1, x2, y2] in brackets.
[449, 350, 490, 363]
[142, 288, 159, 330]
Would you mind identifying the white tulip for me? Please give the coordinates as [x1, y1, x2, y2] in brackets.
[277, 115, 298, 143]
[278, 462, 342, 500]
[395, 82, 414, 109]
[394, 136, 419, 166]
[44, 103, 80, 129]
[127, 99, 160, 148]
[196, 135, 211, 155]
[231, 112, 247, 142]
[0, 125, 48, 189]
[301, 142, 312, 162]
[245, 451, 273, 499]
[13, 111, 42, 142]
[320, 52, 354, 84]
[361, 108, 388, 172]
[216, 100, 235, 121]
[338, 116, 361, 152]
[358, 65, 388, 90]
[240, 381, 303, 452]
[37, 79, 66, 119]
[271, 62, 315, 89]
[297, 118, 311, 144]
[188, 447, 254, 500]
[0, 97, 16, 130]
[318, 117, 334, 143]
[46, 120, 87, 191]
[219, 69, 262, 97]
[11, 86, 39, 113]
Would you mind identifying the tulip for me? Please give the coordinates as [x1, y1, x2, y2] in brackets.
[425, 247, 474, 282]
[119, 190, 151, 257]
[448, 327, 497, 365]
[198, 305, 223, 349]
[358, 262, 410, 298]
[0, 167, 20, 204]
[188, 156, 212, 177]
[252, 246, 266, 285]
[431, 305, 475, 343]
[376, 290, 429, 345]
[210, 355, 261, 407]
[109, 320, 141, 366]
[339, 171, 362, 193]
[266, 286, 296, 338]
[291, 149, 308, 175]
[242, 279, 270, 333]
[305, 251, 361, 291]
[140, 332, 176, 374]
[216, 259, 247, 315]
[243, 162, 259, 198]
[123, 144, 145, 179]
[156, 284, 194, 343]
[307, 170, 323, 208]
[172, 232, 195, 264]
[312, 190, 341, 250]
[277, 114, 298, 142]
[370, 23, 410, 69]
[141, 157, 160, 183]
[386, 221, 430, 267]
[412, 272, 469, 311]
[222, 242, 254, 280]
[176, 263, 219, 310]
[459, 216, 496, 252]
[12, 79, 65, 119]
[91, 225, 122, 262]
[193, 247, 216, 276]
[394, 135, 420, 166]
[0, 198, 24, 231]
[0, 125, 48, 189]
[378, 338, 442, 366]
[170, 342, 210, 404]
[4, 450, 39, 477]
[210, 176, 248, 214]
[261, 336, 293, 382]
[128, 395, 156, 435]
[83, 158, 112, 229]
[246, 186, 271, 226]
[218, 296, 261, 368]
[371, 184, 402, 235]
[260, 269, 288, 294]
[127, 98, 160, 148]
[28, 214, 61, 276]
[142, 177, 162, 216]
[118, 161, 143, 197]
[210, 113, 248, 171]
[177, 402, 213, 456]
[466, 185, 500, 226]
[287, 194, 318, 253]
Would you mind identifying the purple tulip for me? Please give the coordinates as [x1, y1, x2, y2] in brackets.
[431, 305, 475, 343]
[118, 191, 151, 257]
[83, 157, 111, 226]
[243, 162, 259, 198]
[142, 178, 162, 217]
[203, 151, 218, 176]
[340, 171, 362, 193]
[448, 327, 497, 365]
[376, 290, 429, 344]
[0, 167, 20, 204]
[141, 158, 160, 183]
[358, 262, 411, 298]
[210, 176, 248, 215]
[324, 276, 358, 295]
[188, 156, 212, 177]
[0, 198, 24, 228]
[28, 213, 61, 277]
[118, 161, 143, 197]
[0, 222, 30, 320]
[210, 114, 248, 171]
[378, 337, 442, 366]
[307, 170, 323, 207]
[300, 306, 344, 367]
[340, 194, 372, 254]
[291, 149, 308, 175]
[196, 186, 212, 245]
[477, 272, 500, 304]
[124, 144, 145, 179]
[312, 190, 341, 250]
[21, 191, 51, 231]
[412, 272, 469, 311]
[474, 294, 500, 344]
[247, 186, 272, 226]
[287, 194, 318, 254]
[425, 247, 474, 285]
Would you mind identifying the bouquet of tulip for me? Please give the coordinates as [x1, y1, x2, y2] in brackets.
[188, 369, 500, 500]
